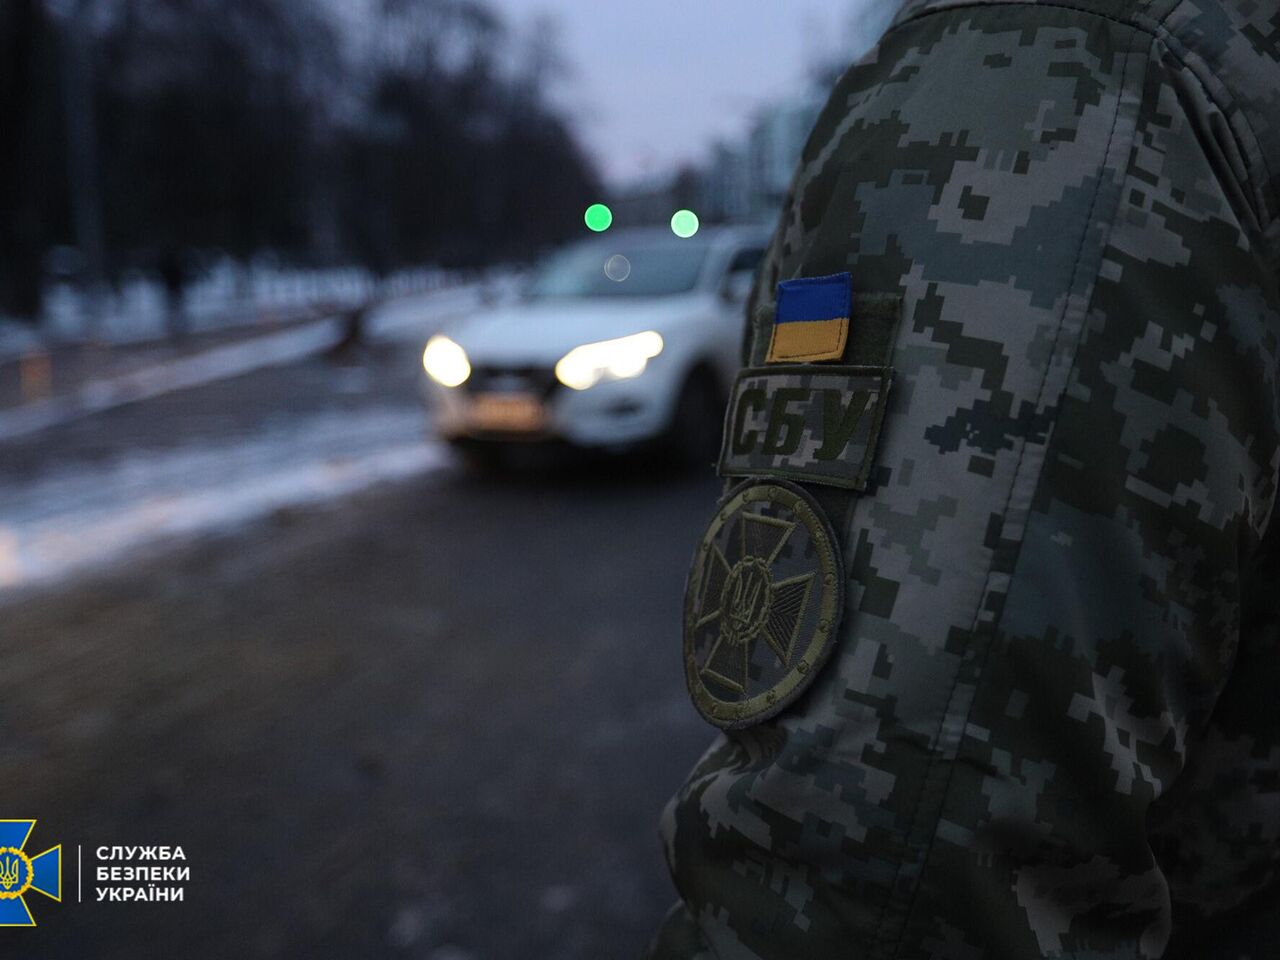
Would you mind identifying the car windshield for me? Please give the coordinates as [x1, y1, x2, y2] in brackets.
[526, 240, 710, 299]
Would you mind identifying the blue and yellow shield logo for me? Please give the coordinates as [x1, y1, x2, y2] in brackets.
[0, 820, 60, 926]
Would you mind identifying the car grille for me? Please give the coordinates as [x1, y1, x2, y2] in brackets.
[464, 365, 560, 399]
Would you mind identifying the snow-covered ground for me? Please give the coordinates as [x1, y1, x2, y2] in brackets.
[0, 275, 527, 593]
[0, 320, 344, 441]
[0, 407, 453, 592]
[0, 279, 510, 442]
[0, 263, 525, 363]
[2, 262, 440, 354]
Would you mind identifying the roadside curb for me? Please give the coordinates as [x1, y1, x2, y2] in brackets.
[0, 318, 343, 442]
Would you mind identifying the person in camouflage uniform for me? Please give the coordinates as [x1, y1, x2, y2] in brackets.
[651, 0, 1280, 957]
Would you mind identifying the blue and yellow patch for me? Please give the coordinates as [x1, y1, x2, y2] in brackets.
[0, 820, 60, 927]
[766, 272, 851, 364]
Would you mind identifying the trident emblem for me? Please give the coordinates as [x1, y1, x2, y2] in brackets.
[722, 557, 772, 645]
[0, 821, 60, 927]
[0, 853, 24, 891]
[694, 511, 816, 695]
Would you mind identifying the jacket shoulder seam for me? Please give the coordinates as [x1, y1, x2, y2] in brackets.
[882, 0, 1276, 257]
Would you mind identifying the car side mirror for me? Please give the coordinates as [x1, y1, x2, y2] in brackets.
[721, 271, 754, 304]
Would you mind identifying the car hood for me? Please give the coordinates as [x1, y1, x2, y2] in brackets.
[445, 295, 713, 365]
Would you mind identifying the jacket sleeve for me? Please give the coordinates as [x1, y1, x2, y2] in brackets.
[652, 2, 1280, 958]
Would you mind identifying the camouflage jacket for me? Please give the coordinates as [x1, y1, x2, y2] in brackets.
[652, 1, 1280, 957]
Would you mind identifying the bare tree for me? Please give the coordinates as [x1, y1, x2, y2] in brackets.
[0, 0, 603, 331]
[0, 0, 50, 322]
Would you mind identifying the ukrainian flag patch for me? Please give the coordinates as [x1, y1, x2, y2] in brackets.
[766, 272, 851, 364]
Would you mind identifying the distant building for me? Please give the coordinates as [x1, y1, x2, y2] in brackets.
[614, 93, 825, 229]
[743, 97, 824, 217]
[610, 174, 681, 228]
[700, 141, 753, 225]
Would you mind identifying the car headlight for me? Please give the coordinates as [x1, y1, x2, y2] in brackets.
[422, 335, 471, 387]
[555, 331, 664, 391]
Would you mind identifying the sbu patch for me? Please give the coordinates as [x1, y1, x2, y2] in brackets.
[719, 364, 892, 491]
[684, 481, 844, 729]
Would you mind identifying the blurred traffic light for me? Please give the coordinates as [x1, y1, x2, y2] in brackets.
[584, 203, 614, 232]
[670, 209, 700, 239]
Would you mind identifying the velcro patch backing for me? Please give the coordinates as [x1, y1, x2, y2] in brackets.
[719, 365, 892, 491]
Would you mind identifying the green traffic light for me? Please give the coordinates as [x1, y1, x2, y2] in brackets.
[584, 203, 613, 232]
[671, 209, 700, 239]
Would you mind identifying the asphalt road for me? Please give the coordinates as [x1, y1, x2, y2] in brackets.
[0, 342, 720, 958]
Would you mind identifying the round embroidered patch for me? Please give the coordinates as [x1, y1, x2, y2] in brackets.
[684, 480, 844, 729]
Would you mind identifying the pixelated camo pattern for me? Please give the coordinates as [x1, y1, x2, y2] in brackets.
[652, 0, 1280, 957]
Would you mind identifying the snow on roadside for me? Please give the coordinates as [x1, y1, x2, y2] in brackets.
[0, 281, 498, 442]
[0, 276, 514, 592]
[28, 263, 445, 350]
[0, 407, 451, 594]
[0, 318, 344, 441]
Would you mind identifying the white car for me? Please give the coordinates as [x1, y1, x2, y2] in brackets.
[420, 226, 769, 467]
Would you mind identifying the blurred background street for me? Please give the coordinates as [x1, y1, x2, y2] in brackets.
[0, 0, 893, 955]
[2, 311, 719, 957]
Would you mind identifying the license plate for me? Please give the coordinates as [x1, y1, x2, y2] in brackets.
[468, 393, 546, 433]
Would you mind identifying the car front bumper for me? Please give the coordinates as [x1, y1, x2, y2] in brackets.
[422, 362, 678, 449]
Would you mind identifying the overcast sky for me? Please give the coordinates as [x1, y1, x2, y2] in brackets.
[485, 0, 894, 185]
